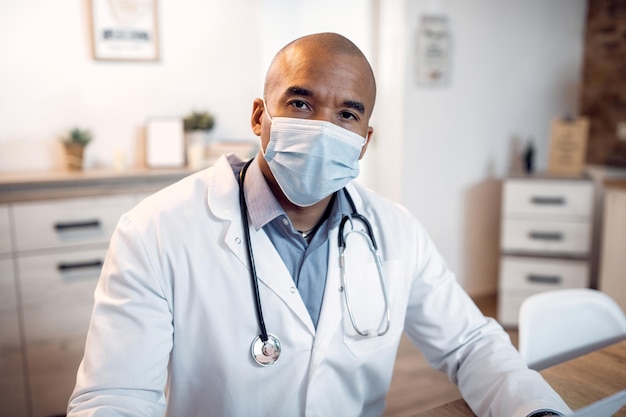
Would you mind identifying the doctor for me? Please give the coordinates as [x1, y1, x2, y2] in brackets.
[68, 33, 570, 417]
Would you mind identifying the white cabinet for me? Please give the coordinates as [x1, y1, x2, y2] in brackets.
[497, 177, 594, 327]
[0, 169, 189, 417]
[12, 195, 136, 417]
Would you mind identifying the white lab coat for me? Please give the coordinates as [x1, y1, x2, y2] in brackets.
[68, 155, 570, 417]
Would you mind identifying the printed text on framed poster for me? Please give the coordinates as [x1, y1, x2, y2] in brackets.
[90, 0, 159, 61]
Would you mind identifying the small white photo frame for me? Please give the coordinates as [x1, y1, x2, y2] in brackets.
[145, 118, 185, 168]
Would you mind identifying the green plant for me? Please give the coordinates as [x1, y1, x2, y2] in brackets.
[184, 110, 215, 131]
[61, 127, 93, 146]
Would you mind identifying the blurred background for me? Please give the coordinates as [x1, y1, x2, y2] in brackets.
[1, 1, 625, 416]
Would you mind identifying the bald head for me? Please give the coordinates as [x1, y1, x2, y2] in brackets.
[264, 33, 376, 115]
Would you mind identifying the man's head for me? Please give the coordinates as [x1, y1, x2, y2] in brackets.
[252, 32, 376, 151]
[250, 32, 376, 209]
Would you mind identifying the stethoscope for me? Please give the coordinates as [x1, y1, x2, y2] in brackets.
[239, 158, 390, 366]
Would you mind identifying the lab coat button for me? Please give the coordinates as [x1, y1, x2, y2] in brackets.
[290, 286, 296, 293]
[235, 237, 242, 244]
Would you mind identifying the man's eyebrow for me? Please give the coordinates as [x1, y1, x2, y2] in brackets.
[285, 86, 312, 97]
[344, 100, 365, 115]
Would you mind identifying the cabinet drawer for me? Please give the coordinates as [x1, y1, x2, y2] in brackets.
[19, 248, 104, 416]
[501, 219, 591, 255]
[19, 248, 104, 341]
[503, 180, 593, 218]
[0, 204, 12, 255]
[12, 194, 134, 252]
[499, 256, 589, 291]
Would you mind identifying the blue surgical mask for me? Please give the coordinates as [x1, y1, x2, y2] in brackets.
[262, 104, 366, 207]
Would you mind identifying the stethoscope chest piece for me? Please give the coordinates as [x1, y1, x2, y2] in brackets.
[251, 333, 281, 366]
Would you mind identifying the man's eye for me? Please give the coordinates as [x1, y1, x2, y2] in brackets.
[339, 111, 357, 120]
[290, 100, 309, 110]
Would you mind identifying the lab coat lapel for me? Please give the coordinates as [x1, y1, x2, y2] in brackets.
[208, 156, 316, 336]
[207, 156, 248, 267]
[207, 157, 315, 334]
[249, 226, 315, 335]
[310, 226, 343, 360]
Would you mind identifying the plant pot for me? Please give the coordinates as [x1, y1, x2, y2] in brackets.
[185, 130, 212, 169]
[64, 143, 86, 171]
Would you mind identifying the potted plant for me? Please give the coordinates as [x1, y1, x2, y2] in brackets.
[184, 110, 215, 132]
[183, 110, 215, 169]
[61, 127, 93, 170]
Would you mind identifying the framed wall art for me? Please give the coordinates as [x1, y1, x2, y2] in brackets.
[89, 0, 159, 61]
[415, 15, 451, 87]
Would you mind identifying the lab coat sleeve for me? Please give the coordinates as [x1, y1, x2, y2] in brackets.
[67, 214, 172, 417]
[402, 220, 571, 417]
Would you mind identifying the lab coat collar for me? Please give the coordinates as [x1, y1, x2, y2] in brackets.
[206, 154, 243, 222]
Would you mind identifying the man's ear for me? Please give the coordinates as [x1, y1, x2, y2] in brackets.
[359, 127, 374, 160]
[251, 98, 264, 136]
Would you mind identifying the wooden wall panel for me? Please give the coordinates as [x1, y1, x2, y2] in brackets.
[581, 0, 626, 167]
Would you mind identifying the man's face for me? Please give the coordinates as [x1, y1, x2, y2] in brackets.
[253, 44, 375, 159]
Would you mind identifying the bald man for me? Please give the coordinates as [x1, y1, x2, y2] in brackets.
[68, 33, 570, 417]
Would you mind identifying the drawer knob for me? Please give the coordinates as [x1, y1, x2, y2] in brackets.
[530, 196, 565, 205]
[527, 274, 562, 284]
[529, 231, 564, 241]
[54, 220, 101, 231]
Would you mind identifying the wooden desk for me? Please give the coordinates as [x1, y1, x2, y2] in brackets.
[416, 339, 626, 416]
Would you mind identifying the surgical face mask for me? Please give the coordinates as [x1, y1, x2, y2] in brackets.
[262, 104, 366, 207]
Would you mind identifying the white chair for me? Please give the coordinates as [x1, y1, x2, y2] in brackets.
[518, 288, 626, 370]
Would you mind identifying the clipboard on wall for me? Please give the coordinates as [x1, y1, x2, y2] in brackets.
[547, 117, 589, 176]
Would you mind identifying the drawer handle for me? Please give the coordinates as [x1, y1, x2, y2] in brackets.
[529, 231, 563, 241]
[527, 274, 562, 285]
[57, 260, 103, 272]
[54, 220, 101, 231]
[530, 196, 565, 205]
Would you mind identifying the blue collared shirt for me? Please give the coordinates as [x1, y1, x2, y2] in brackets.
[241, 159, 347, 328]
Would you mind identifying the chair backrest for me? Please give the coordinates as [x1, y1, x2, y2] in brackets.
[518, 288, 626, 370]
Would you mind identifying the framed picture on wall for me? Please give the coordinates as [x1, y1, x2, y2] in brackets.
[89, 0, 159, 61]
[415, 15, 451, 87]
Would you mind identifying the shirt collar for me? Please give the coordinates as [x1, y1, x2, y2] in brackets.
[244, 158, 284, 231]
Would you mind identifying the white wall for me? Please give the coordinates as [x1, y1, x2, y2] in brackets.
[372, 0, 589, 294]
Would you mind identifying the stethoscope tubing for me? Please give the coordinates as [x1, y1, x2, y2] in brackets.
[338, 213, 391, 337]
[239, 158, 269, 343]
